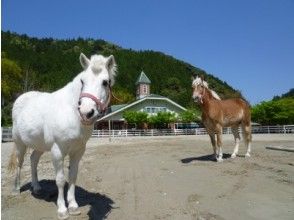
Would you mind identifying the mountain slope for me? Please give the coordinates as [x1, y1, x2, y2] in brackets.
[1, 31, 242, 125]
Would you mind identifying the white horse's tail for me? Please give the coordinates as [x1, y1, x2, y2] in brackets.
[8, 144, 17, 173]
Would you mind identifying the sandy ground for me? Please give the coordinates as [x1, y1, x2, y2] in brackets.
[1, 134, 294, 220]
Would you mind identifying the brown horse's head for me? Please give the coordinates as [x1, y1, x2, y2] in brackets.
[192, 75, 208, 103]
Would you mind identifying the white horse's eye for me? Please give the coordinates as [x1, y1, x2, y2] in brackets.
[102, 80, 109, 87]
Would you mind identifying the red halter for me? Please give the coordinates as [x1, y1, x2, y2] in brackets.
[80, 93, 108, 111]
[79, 87, 112, 112]
[78, 86, 123, 114]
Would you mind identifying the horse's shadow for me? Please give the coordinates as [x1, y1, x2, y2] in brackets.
[20, 179, 114, 220]
[181, 153, 231, 163]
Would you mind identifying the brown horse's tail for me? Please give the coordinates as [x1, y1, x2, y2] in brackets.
[242, 103, 252, 142]
[8, 145, 17, 173]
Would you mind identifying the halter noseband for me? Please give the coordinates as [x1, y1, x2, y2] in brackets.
[79, 87, 112, 112]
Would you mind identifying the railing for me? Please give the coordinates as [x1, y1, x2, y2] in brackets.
[2, 125, 293, 142]
[92, 125, 294, 138]
[1, 127, 13, 142]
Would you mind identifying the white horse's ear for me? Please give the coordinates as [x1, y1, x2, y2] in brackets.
[107, 55, 117, 87]
[80, 53, 90, 70]
[107, 55, 116, 71]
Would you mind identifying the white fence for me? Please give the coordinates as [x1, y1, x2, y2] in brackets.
[2, 125, 294, 142]
[1, 127, 13, 142]
[92, 125, 294, 138]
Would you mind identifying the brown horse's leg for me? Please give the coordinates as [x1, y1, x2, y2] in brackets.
[242, 124, 252, 157]
[216, 127, 223, 162]
[231, 127, 240, 158]
[208, 132, 217, 160]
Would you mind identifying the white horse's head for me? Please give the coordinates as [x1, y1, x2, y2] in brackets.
[78, 53, 116, 125]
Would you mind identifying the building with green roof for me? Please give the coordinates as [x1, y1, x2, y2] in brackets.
[95, 71, 186, 129]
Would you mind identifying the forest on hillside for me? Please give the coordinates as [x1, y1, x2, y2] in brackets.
[251, 89, 294, 125]
[2, 31, 242, 126]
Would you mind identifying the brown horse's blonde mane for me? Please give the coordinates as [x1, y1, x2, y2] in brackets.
[205, 87, 221, 100]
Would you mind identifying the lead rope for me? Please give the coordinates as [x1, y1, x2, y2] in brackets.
[110, 87, 122, 103]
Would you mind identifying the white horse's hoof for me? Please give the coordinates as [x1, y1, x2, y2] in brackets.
[12, 189, 20, 195]
[245, 153, 251, 158]
[69, 207, 81, 216]
[231, 153, 237, 159]
[58, 210, 69, 220]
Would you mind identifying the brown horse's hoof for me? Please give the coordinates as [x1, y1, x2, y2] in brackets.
[217, 158, 223, 162]
[231, 153, 237, 159]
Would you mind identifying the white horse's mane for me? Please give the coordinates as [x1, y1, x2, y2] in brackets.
[192, 77, 221, 100]
[89, 55, 117, 86]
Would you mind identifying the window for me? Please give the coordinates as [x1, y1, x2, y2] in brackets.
[144, 107, 167, 114]
[143, 85, 147, 94]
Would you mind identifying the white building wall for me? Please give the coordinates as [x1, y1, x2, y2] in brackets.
[104, 99, 184, 121]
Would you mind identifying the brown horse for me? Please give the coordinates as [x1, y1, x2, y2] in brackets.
[192, 76, 252, 162]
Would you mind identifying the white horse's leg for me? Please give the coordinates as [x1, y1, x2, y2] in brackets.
[51, 144, 68, 220]
[13, 142, 27, 194]
[216, 128, 223, 162]
[30, 150, 44, 194]
[67, 147, 85, 215]
[231, 127, 240, 158]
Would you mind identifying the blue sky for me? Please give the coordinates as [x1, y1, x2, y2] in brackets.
[2, 0, 294, 104]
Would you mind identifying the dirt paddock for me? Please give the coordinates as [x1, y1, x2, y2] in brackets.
[1, 134, 294, 220]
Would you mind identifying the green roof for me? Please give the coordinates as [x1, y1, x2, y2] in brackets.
[109, 104, 128, 112]
[146, 94, 165, 98]
[135, 71, 151, 85]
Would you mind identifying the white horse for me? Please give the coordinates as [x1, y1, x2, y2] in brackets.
[9, 53, 116, 219]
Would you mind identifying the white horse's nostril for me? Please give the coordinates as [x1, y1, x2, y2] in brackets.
[86, 109, 95, 119]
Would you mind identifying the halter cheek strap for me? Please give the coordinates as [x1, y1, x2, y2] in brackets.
[200, 86, 206, 104]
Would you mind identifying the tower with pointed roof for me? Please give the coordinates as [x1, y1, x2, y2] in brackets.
[136, 71, 151, 99]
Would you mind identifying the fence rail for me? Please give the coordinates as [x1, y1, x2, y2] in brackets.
[2, 125, 294, 142]
[92, 125, 294, 138]
[1, 127, 13, 142]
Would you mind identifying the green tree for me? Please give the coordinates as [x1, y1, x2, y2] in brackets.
[251, 98, 294, 125]
[1, 57, 23, 102]
[111, 88, 135, 105]
[122, 111, 148, 128]
[148, 112, 177, 129]
[179, 109, 200, 123]
[1, 103, 13, 126]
